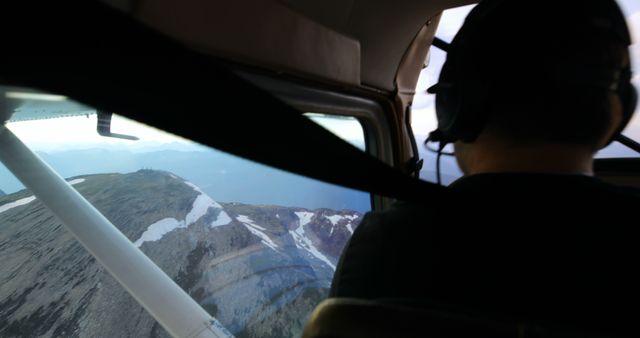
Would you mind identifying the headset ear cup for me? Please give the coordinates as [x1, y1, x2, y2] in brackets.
[627, 84, 637, 120]
[617, 83, 637, 135]
[434, 86, 462, 142]
[436, 81, 490, 143]
[607, 83, 637, 146]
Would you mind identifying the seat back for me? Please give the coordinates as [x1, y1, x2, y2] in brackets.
[302, 298, 516, 338]
[301, 298, 623, 338]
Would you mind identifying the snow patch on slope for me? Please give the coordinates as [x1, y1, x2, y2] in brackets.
[134, 180, 230, 247]
[211, 211, 232, 227]
[236, 215, 278, 251]
[291, 211, 336, 270]
[134, 218, 184, 246]
[295, 211, 314, 226]
[68, 178, 86, 186]
[345, 223, 354, 234]
[0, 196, 37, 214]
[0, 177, 92, 215]
[186, 194, 221, 224]
[325, 214, 359, 235]
[325, 215, 343, 226]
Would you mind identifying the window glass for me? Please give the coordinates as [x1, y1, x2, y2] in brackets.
[0, 88, 368, 337]
[412, 5, 474, 184]
[305, 113, 366, 151]
[412, 0, 640, 183]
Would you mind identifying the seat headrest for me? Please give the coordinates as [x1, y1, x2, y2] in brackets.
[301, 298, 516, 338]
[302, 298, 628, 338]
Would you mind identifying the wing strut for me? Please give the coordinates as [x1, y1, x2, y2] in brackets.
[0, 125, 234, 338]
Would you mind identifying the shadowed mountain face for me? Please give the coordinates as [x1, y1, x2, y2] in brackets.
[0, 170, 362, 338]
[0, 189, 5, 196]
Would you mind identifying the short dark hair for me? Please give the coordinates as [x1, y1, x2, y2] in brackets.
[454, 0, 630, 147]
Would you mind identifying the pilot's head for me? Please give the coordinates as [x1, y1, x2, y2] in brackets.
[428, 0, 636, 175]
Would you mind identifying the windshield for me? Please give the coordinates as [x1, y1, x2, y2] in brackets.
[0, 88, 369, 337]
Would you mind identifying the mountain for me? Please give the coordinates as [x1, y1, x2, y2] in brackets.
[0, 189, 4, 197]
[0, 148, 370, 212]
[0, 170, 361, 338]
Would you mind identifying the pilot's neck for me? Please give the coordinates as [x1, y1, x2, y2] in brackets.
[456, 137, 595, 177]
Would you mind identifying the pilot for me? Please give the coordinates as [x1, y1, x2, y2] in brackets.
[330, 0, 639, 335]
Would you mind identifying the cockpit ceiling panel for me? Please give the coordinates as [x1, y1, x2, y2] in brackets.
[98, 0, 477, 90]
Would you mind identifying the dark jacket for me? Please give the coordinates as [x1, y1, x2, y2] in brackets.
[330, 173, 639, 336]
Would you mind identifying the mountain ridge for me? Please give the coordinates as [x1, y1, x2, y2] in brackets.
[0, 148, 370, 212]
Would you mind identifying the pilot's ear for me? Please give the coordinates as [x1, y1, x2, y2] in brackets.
[597, 93, 625, 150]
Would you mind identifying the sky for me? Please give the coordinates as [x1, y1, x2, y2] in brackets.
[6, 110, 364, 153]
[412, 0, 640, 158]
[7, 114, 195, 153]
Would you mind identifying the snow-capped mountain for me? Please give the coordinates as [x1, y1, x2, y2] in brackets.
[0, 170, 362, 338]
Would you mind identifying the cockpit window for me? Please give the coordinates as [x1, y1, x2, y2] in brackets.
[0, 87, 369, 337]
[305, 113, 366, 151]
[412, 4, 475, 184]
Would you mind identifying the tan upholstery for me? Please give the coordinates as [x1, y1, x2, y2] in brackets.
[302, 297, 631, 338]
[301, 298, 517, 338]
[302, 298, 431, 338]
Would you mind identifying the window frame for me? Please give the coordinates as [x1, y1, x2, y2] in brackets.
[236, 69, 398, 211]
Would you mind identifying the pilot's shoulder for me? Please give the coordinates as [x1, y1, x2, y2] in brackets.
[614, 184, 640, 197]
[354, 199, 444, 235]
[593, 179, 640, 203]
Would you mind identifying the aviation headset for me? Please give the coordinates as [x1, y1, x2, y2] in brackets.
[427, 0, 638, 145]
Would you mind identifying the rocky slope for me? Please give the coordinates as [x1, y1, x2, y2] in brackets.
[0, 170, 362, 338]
